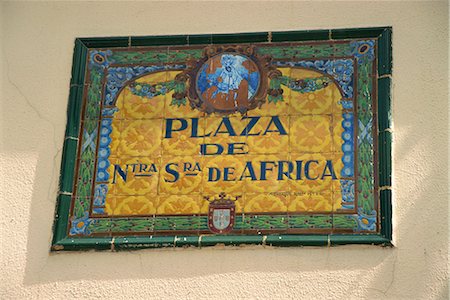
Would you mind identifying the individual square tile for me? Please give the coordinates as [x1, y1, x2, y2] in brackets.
[164, 70, 203, 118]
[203, 115, 248, 156]
[159, 155, 203, 195]
[289, 152, 339, 194]
[288, 191, 334, 213]
[242, 154, 290, 193]
[119, 119, 163, 157]
[243, 193, 290, 214]
[157, 194, 205, 215]
[74, 159, 95, 198]
[247, 67, 291, 117]
[289, 68, 337, 115]
[78, 120, 99, 160]
[203, 155, 246, 195]
[289, 115, 333, 153]
[245, 115, 289, 154]
[105, 195, 160, 216]
[333, 179, 355, 211]
[109, 156, 161, 196]
[72, 196, 91, 218]
[121, 72, 167, 119]
[162, 117, 205, 156]
[93, 183, 109, 207]
[84, 84, 102, 120]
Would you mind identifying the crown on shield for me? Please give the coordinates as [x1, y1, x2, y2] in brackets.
[204, 192, 241, 206]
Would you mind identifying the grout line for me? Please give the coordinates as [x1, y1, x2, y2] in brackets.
[59, 191, 73, 196]
[70, 83, 84, 88]
[378, 74, 392, 79]
[379, 186, 392, 191]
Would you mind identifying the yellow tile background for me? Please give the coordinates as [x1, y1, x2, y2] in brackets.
[104, 68, 347, 215]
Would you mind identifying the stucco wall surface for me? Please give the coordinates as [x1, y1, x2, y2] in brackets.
[0, 1, 448, 299]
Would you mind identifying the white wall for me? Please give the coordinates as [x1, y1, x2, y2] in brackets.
[1, 1, 448, 299]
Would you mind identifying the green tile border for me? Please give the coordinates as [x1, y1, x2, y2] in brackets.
[212, 32, 268, 44]
[51, 194, 72, 246]
[380, 190, 393, 240]
[378, 27, 392, 76]
[70, 39, 88, 86]
[58, 138, 78, 194]
[77, 27, 392, 48]
[272, 30, 329, 42]
[331, 27, 388, 39]
[131, 35, 187, 47]
[79, 36, 129, 48]
[378, 77, 392, 132]
[52, 234, 391, 251]
[65, 86, 83, 139]
[379, 131, 392, 187]
[52, 27, 393, 250]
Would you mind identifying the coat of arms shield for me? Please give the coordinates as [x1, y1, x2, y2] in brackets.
[207, 193, 237, 234]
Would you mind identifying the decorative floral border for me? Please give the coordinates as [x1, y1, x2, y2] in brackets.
[65, 38, 379, 238]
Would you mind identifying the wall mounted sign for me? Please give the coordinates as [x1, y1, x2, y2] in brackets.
[52, 28, 392, 250]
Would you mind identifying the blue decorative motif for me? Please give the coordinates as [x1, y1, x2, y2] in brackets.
[358, 118, 373, 146]
[94, 184, 108, 206]
[102, 107, 119, 117]
[340, 112, 354, 177]
[340, 179, 355, 209]
[350, 40, 375, 65]
[105, 65, 185, 105]
[338, 100, 353, 109]
[69, 213, 92, 235]
[89, 50, 112, 69]
[356, 208, 377, 231]
[96, 119, 112, 182]
[92, 207, 105, 215]
[82, 129, 97, 152]
[275, 59, 354, 98]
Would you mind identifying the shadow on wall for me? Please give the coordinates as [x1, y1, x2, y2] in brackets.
[19, 119, 447, 298]
[19, 93, 449, 297]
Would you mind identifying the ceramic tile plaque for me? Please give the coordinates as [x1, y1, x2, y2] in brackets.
[52, 28, 392, 250]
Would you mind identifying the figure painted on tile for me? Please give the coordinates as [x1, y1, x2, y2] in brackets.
[196, 54, 260, 111]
